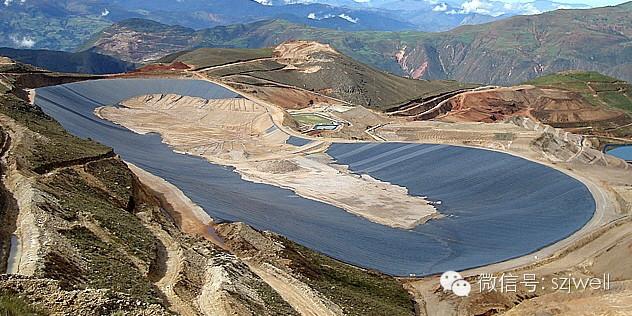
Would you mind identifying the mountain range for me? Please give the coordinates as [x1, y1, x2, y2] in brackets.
[82, 2, 632, 85]
[0, 0, 595, 52]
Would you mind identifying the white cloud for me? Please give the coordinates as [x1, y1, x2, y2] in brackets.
[10, 35, 36, 48]
[498, 2, 542, 15]
[555, 4, 573, 9]
[433, 3, 448, 11]
[451, 0, 518, 17]
[307, 12, 358, 23]
[307, 13, 334, 20]
[3, 0, 25, 6]
[338, 13, 358, 23]
[520, 3, 542, 15]
[460, 0, 496, 15]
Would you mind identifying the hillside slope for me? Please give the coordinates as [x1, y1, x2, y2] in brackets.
[0, 48, 135, 75]
[85, 2, 632, 84]
[404, 2, 632, 85]
[408, 71, 632, 143]
[167, 41, 475, 110]
[526, 71, 632, 113]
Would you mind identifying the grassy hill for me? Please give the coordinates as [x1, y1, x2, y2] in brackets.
[85, 2, 632, 85]
[170, 42, 475, 110]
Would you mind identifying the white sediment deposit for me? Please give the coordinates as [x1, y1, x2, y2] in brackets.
[236, 155, 439, 229]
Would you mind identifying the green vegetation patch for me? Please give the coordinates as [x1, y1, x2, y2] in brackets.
[61, 226, 160, 302]
[38, 167, 157, 264]
[205, 60, 285, 77]
[274, 236, 415, 316]
[0, 94, 111, 173]
[0, 293, 46, 316]
[33, 161, 160, 303]
[246, 278, 299, 316]
[599, 91, 632, 112]
[84, 158, 135, 207]
[291, 113, 335, 126]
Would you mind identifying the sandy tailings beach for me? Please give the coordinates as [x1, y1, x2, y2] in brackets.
[96, 93, 439, 229]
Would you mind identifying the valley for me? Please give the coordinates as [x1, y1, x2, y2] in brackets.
[82, 2, 632, 86]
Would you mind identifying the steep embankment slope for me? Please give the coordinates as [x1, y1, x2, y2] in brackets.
[0, 61, 294, 315]
[85, 2, 632, 84]
[526, 71, 632, 114]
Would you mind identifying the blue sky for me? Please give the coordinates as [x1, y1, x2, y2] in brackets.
[446, 0, 628, 16]
[500, 0, 629, 6]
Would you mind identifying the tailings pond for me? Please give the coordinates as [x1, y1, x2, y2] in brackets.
[35, 79, 596, 276]
[605, 145, 632, 162]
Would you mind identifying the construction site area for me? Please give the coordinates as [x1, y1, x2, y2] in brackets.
[2, 41, 632, 315]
